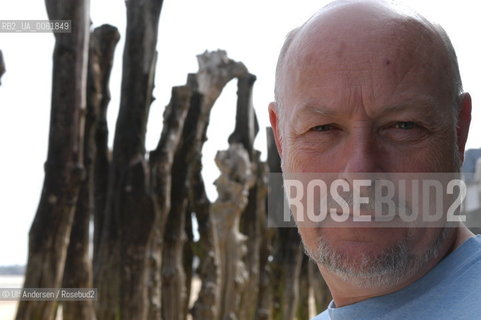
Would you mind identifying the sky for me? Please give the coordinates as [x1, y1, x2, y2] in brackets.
[0, 0, 480, 266]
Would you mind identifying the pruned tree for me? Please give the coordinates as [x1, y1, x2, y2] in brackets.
[162, 51, 248, 320]
[146, 83, 193, 320]
[297, 256, 310, 320]
[91, 24, 121, 270]
[15, 1, 333, 319]
[308, 261, 331, 315]
[190, 128, 221, 320]
[266, 128, 305, 320]
[213, 143, 254, 320]
[228, 73, 270, 320]
[16, 1, 90, 319]
[62, 24, 120, 320]
[93, 0, 165, 319]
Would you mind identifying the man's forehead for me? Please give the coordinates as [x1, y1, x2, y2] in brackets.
[287, 4, 436, 65]
[293, 95, 442, 119]
[278, 2, 451, 99]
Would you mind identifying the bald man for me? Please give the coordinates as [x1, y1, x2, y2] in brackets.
[269, 1, 481, 319]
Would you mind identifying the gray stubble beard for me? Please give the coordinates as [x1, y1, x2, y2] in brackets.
[303, 226, 452, 289]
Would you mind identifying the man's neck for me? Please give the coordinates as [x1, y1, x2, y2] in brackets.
[320, 225, 474, 308]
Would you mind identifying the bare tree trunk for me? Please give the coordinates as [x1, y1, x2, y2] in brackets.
[255, 211, 274, 320]
[94, 0, 164, 319]
[159, 120, 191, 320]
[185, 51, 247, 320]
[308, 262, 331, 315]
[146, 84, 193, 320]
[159, 89, 195, 320]
[189, 99, 219, 319]
[239, 150, 268, 320]
[272, 228, 304, 320]
[183, 205, 195, 315]
[62, 24, 119, 320]
[0, 50, 5, 85]
[149, 51, 245, 320]
[239, 183, 259, 320]
[228, 74, 258, 155]
[190, 161, 219, 320]
[213, 144, 254, 320]
[254, 128, 278, 320]
[62, 146, 96, 320]
[297, 256, 310, 320]
[227, 73, 267, 320]
[266, 128, 304, 320]
[15, 1, 90, 319]
[91, 25, 120, 269]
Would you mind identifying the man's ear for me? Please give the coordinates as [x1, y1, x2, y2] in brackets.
[456, 92, 472, 162]
[268, 101, 283, 157]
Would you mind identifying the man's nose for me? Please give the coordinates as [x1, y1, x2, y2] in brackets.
[341, 128, 383, 174]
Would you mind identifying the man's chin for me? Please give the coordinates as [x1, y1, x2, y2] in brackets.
[304, 232, 415, 288]
[326, 240, 399, 265]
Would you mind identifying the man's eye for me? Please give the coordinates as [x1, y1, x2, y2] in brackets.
[383, 121, 428, 143]
[311, 124, 335, 132]
[393, 121, 417, 130]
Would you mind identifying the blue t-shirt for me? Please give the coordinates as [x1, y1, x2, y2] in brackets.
[313, 235, 481, 320]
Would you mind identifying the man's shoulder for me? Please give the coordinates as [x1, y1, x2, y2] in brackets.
[309, 236, 481, 320]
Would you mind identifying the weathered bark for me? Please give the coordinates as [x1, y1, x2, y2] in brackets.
[15, 1, 90, 320]
[190, 161, 219, 320]
[238, 178, 260, 319]
[228, 74, 258, 157]
[147, 85, 193, 320]
[159, 88, 195, 320]
[213, 144, 254, 320]
[158, 51, 246, 320]
[308, 261, 331, 315]
[183, 205, 195, 315]
[0, 50, 5, 85]
[266, 128, 304, 320]
[94, 0, 164, 319]
[228, 73, 266, 320]
[271, 226, 304, 320]
[62, 24, 119, 320]
[254, 128, 279, 320]
[254, 217, 274, 320]
[239, 150, 268, 320]
[91, 25, 121, 269]
[188, 51, 248, 320]
[297, 256, 310, 320]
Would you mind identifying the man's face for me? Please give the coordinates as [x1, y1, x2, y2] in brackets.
[272, 15, 466, 287]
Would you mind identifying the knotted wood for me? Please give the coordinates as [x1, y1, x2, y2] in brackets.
[16, 1, 90, 319]
[62, 24, 120, 320]
[266, 128, 304, 320]
[212, 143, 255, 320]
[160, 51, 247, 320]
[93, 0, 165, 319]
